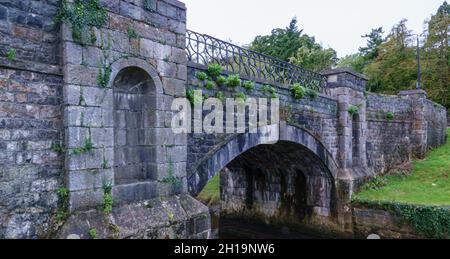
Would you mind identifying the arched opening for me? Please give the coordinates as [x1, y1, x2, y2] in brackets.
[112, 66, 158, 204]
[192, 126, 336, 238]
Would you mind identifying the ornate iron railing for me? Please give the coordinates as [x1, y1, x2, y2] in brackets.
[186, 30, 327, 92]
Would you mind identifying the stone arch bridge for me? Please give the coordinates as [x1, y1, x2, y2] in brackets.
[0, 0, 447, 239]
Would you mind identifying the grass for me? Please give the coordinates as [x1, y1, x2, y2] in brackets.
[354, 128, 450, 206]
[197, 174, 220, 205]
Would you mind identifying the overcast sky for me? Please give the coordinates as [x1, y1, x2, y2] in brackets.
[183, 0, 444, 58]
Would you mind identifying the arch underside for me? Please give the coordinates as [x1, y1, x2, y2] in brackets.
[189, 124, 338, 196]
[189, 124, 338, 227]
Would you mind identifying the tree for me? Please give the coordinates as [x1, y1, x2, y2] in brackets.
[363, 20, 417, 92]
[359, 27, 385, 61]
[250, 17, 303, 61]
[289, 44, 338, 72]
[250, 18, 338, 72]
[337, 53, 366, 73]
[422, 1, 450, 109]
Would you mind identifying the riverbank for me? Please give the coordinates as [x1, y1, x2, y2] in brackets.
[353, 128, 450, 239]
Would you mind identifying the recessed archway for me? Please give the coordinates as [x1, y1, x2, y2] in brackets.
[111, 63, 160, 205]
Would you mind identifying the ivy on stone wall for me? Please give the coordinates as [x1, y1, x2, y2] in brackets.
[57, 0, 108, 44]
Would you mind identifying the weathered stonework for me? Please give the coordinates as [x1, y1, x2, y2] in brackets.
[0, 1, 447, 239]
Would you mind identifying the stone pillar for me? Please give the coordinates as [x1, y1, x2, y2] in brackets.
[323, 69, 369, 234]
[324, 69, 368, 173]
[398, 89, 428, 158]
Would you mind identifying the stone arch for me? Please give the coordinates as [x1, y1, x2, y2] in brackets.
[109, 57, 163, 94]
[110, 58, 162, 204]
[188, 123, 338, 196]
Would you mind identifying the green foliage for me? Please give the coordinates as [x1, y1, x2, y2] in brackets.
[305, 88, 318, 99]
[97, 65, 112, 88]
[6, 48, 16, 61]
[215, 76, 227, 86]
[161, 154, 182, 190]
[393, 204, 450, 239]
[89, 228, 97, 239]
[235, 92, 247, 104]
[102, 183, 113, 215]
[290, 83, 306, 100]
[52, 144, 65, 155]
[186, 89, 203, 106]
[197, 173, 220, 205]
[242, 81, 255, 91]
[348, 105, 359, 117]
[262, 85, 278, 98]
[362, 176, 389, 191]
[127, 26, 139, 39]
[215, 91, 225, 102]
[204, 80, 215, 90]
[289, 45, 338, 72]
[57, 0, 108, 44]
[337, 53, 366, 74]
[56, 187, 70, 223]
[196, 71, 207, 81]
[359, 27, 385, 61]
[226, 74, 241, 88]
[386, 112, 395, 120]
[73, 136, 94, 155]
[206, 64, 223, 78]
[355, 128, 450, 206]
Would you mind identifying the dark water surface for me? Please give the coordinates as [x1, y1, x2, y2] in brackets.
[218, 218, 332, 239]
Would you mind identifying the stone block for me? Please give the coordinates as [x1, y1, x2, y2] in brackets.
[63, 42, 83, 65]
[63, 64, 99, 86]
[69, 188, 103, 212]
[112, 181, 159, 205]
[162, 78, 185, 97]
[69, 168, 114, 192]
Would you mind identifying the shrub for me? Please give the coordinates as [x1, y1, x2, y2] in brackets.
[226, 74, 241, 88]
[196, 72, 207, 81]
[205, 81, 215, 90]
[186, 89, 203, 106]
[235, 92, 247, 104]
[215, 91, 225, 102]
[207, 64, 223, 78]
[290, 83, 306, 100]
[89, 228, 97, 239]
[242, 81, 255, 91]
[215, 76, 227, 86]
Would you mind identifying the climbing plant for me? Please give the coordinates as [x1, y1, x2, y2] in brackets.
[57, 0, 108, 44]
[393, 204, 450, 239]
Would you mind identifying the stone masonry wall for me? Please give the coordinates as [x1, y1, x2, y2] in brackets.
[365, 93, 414, 174]
[62, 0, 188, 211]
[0, 0, 63, 238]
[424, 100, 447, 149]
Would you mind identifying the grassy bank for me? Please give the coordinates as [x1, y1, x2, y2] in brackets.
[354, 128, 450, 206]
[197, 174, 220, 205]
